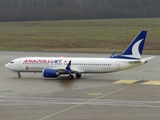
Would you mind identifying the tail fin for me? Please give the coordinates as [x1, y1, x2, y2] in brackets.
[110, 31, 147, 60]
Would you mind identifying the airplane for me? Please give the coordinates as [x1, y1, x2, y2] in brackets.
[5, 30, 155, 79]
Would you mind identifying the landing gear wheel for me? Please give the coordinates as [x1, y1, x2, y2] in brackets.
[76, 73, 81, 79]
[68, 75, 74, 80]
[17, 72, 21, 78]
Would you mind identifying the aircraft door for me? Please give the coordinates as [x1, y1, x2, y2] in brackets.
[116, 61, 120, 69]
[18, 59, 22, 67]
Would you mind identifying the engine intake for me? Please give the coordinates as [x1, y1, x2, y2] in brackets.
[42, 68, 60, 78]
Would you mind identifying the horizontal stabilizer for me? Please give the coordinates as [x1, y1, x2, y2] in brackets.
[141, 56, 155, 63]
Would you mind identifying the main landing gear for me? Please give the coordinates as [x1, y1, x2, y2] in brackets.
[67, 73, 81, 80]
[68, 74, 74, 79]
[17, 72, 21, 78]
[76, 73, 81, 79]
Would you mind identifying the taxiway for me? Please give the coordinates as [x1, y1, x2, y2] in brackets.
[0, 51, 160, 120]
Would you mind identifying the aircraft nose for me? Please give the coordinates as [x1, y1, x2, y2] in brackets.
[5, 63, 10, 69]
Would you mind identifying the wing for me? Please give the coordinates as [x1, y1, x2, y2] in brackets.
[51, 60, 85, 74]
[56, 68, 85, 74]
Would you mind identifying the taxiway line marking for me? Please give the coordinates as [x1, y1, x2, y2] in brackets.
[113, 80, 139, 84]
[39, 85, 131, 120]
[142, 80, 160, 85]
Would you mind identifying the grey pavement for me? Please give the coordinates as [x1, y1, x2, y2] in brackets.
[0, 51, 160, 120]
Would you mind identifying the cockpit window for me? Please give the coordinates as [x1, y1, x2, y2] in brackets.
[10, 61, 14, 64]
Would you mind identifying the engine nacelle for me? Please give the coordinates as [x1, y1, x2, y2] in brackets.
[42, 68, 60, 78]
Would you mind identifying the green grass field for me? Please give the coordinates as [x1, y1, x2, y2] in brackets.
[0, 18, 160, 54]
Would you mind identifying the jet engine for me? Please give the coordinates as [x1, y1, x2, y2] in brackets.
[42, 68, 60, 78]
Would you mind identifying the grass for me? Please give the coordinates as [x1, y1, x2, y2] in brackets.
[0, 18, 160, 54]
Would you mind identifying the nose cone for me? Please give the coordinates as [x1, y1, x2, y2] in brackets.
[5, 63, 10, 69]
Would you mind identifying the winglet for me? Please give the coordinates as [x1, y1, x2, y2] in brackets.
[65, 60, 71, 74]
[109, 51, 116, 58]
[111, 31, 147, 60]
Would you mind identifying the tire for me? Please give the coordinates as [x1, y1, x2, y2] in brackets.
[76, 73, 81, 78]
[68, 75, 74, 79]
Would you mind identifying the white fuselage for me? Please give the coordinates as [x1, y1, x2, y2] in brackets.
[5, 57, 144, 74]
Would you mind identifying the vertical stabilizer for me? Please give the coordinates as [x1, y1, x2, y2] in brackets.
[110, 31, 147, 59]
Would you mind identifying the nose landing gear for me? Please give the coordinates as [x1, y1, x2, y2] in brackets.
[17, 72, 21, 78]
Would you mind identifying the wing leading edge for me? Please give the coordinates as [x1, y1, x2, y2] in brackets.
[54, 60, 85, 74]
